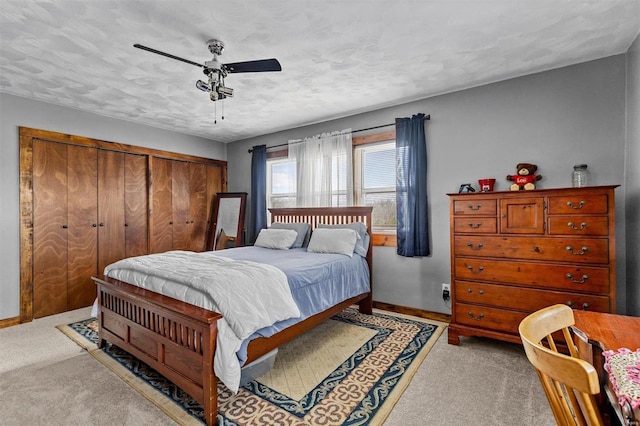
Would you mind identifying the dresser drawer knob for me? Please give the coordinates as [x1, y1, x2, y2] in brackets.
[466, 242, 484, 250]
[581, 303, 590, 310]
[468, 204, 482, 211]
[566, 246, 588, 255]
[567, 221, 587, 230]
[566, 200, 586, 209]
[466, 265, 485, 274]
[567, 301, 574, 307]
[466, 288, 484, 294]
[566, 273, 589, 284]
[468, 222, 482, 229]
[467, 311, 484, 321]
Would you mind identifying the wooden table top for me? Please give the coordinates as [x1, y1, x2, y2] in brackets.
[573, 310, 640, 352]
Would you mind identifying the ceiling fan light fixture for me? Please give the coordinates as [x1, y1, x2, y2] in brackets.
[195, 80, 211, 92]
[217, 85, 234, 98]
[133, 38, 280, 107]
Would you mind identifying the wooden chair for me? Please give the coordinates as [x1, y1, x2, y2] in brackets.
[519, 304, 604, 426]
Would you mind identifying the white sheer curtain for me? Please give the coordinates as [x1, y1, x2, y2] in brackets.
[288, 129, 353, 207]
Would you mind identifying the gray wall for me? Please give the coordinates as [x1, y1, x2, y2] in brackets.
[227, 55, 629, 315]
[625, 34, 640, 316]
[0, 93, 227, 320]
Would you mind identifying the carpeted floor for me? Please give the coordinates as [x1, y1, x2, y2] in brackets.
[0, 307, 555, 425]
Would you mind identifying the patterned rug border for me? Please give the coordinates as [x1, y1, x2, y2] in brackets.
[57, 309, 446, 425]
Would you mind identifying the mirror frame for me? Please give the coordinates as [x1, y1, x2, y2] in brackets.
[207, 192, 247, 251]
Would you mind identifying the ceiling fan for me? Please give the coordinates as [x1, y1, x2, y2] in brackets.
[133, 39, 281, 103]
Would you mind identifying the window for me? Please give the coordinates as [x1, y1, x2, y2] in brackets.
[354, 141, 396, 233]
[267, 157, 296, 209]
[266, 130, 397, 244]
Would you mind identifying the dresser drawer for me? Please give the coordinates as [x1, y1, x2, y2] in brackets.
[548, 194, 608, 215]
[454, 303, 526, 334]
[454, 217, 497, 234]
[547, 216, 609, 236]
[454, 236, 609, 264]
[455, 281, 610, 312]
[453, 199, 497, 216]
[454, 258, 610, 293]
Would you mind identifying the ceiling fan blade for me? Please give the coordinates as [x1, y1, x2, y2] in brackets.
[133, 44, 204, 68]
[224, 58, 282, 73]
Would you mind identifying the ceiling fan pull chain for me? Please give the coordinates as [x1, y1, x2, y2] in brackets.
[221, 98, 225, 121]
[214, 100, 217, 124]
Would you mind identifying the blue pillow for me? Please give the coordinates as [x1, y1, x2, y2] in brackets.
[317, 222, 370, 257]
[270, 222, 311, 248]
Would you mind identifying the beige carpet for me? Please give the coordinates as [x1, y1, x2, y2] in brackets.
[0, 307, 555, 425]
[56, 309, 446, 425]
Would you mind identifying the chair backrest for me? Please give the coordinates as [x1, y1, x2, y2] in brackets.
[518, 304, 604, 426]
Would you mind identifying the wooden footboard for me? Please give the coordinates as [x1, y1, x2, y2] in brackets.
[94, 276, 222, 426]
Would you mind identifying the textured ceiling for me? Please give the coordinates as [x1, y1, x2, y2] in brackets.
[1, 1, 639, 143]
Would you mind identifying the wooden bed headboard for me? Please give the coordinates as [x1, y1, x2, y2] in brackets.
[269, 206, 373, 234]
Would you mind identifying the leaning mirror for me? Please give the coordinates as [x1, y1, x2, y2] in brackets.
[207, 192, 247, 250]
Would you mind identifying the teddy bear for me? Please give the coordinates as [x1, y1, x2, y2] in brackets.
[506, 163, 542, 191]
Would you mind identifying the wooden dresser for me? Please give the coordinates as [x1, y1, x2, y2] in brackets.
[447, 186, 618, 345]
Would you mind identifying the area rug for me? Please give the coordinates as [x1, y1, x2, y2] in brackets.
[57, 309, 446, 425]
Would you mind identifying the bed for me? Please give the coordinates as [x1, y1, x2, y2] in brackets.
[91, 206, 373, 426]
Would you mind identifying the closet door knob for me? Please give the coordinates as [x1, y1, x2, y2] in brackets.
[92, 224, 97, 227]
[62, 225, 68, 229]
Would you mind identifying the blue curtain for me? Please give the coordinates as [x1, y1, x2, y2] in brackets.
[395, 114, 430, 257]
[250, 145, 267, 243]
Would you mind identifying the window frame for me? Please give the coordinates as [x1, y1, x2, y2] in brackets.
[353, 130, 397, 247]
[265, 130, 397, 247]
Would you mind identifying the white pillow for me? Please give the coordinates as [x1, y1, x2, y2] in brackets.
[307, 228, 358, 257]
[254, 229, 298, 250]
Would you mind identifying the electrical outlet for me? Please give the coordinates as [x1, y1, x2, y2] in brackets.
[442, 283, 451, 301]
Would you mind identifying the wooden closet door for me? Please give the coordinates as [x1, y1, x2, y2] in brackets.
[188, 163, 208, 252]
[171, 160, 191, 251]
[151, 157, 173, 253]
[205, 164, 224, 249]
[33, 140, 69, 318]
[124, 153, 149, 258]
[67, 145, 99, 310]
[97, 150, 126, 276]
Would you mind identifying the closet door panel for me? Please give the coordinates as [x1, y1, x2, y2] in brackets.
[151, 158, 173, 253]
[67, 145, 99, 310]
[97, 150, 126, 275]
[33, 140, 68, 318]
[171, 160, 191, 251]
[189, 163, 208, 252]
[124, 153, 149, 258]
[206, 164, 223, 229]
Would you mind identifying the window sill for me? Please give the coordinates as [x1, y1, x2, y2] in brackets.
[372, 233, 396, 247]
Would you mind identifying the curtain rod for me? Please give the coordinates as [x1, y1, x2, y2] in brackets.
[247, 114, 430, 153]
